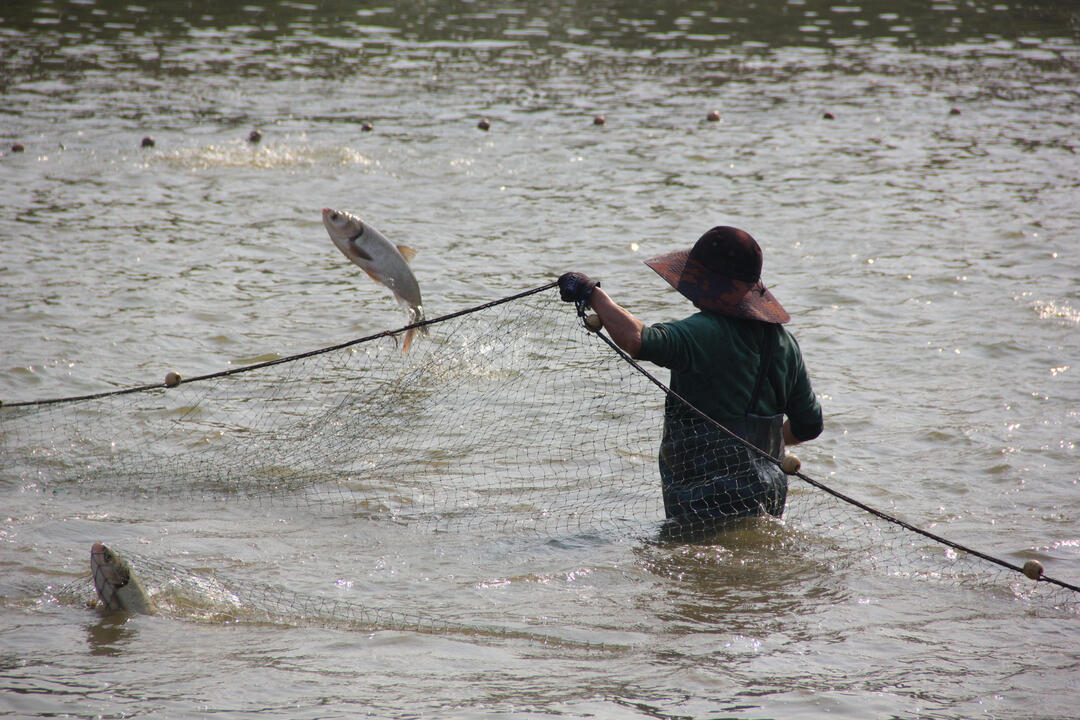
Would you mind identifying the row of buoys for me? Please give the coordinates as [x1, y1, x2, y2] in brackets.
[5, 106, 967, 155]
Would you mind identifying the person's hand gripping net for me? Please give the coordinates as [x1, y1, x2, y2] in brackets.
[558, 272, 599, 316]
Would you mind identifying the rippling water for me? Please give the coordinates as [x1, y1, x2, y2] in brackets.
[2, 1, 1079, 718]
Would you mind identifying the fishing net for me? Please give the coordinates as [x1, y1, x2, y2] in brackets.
[4, 284, 1079, 617]
[54, 549, 616, 651]
[4, 285, 661, 536]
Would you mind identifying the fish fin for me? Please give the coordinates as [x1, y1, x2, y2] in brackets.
[396, 245, 418, 263]
[402, 326, 416, 353]
[351, 244, 374, 262]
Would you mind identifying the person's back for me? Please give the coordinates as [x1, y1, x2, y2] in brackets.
[559, 225, 823, 524]
[640, 311, 819, 521]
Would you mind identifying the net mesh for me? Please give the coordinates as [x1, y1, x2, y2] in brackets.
[6, 286, 665, 536]
[54, 551, 616, 651]
[6, 285, 1079, 624]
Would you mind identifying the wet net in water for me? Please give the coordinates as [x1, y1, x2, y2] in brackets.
[5, 284, 1078, 624]
[54, 549, 617, 652]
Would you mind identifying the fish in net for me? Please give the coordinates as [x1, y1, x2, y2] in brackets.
[54, 544, 620, 652]
[4, 284, 1078, 620]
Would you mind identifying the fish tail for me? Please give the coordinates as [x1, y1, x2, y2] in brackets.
[401, 304, 425, 351]
[401, 305, 425, 353]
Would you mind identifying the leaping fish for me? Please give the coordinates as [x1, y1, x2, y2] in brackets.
[90, 542, 157, 615]
[322, 207, 426, 352]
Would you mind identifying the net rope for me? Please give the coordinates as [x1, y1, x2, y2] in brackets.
[577, 304, 1080, 596]
[5, 284, 1078, 623]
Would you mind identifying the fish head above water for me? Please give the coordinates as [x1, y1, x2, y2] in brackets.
[322, 207, 376, 265]
[322, 206, 362, 238]
[90, 542, 156, 614]
[91, 542, 133, 611]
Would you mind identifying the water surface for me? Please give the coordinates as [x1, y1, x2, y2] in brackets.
[2, 1, 1079, 718]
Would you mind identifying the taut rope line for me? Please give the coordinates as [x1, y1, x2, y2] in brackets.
[574, 305, 1080, 595]
[4, 283, 1075, 595]
[2, 282, 558, 409]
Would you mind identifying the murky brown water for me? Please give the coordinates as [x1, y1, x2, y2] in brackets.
[2, 1, 1079, 718]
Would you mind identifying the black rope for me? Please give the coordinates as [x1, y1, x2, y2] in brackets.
[7, 283, 1076, 595]
[574, 305, 1080, 595]
[792, 470, 1080, 594]
[2, 282, 558, 409]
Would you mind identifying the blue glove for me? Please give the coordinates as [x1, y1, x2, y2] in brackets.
[558, 272, 599, 305]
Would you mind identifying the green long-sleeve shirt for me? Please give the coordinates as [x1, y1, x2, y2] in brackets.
[638, 311, 823, 442]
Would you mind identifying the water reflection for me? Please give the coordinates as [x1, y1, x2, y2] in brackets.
[86, 613, 137, 656]
[636, 516, 849, 631]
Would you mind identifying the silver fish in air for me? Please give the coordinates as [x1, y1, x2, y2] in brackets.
[322, 207, 426, 352]
[90, 542, 157, 615]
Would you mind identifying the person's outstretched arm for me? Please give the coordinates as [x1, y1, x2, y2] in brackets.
[588, 287, 643, 357]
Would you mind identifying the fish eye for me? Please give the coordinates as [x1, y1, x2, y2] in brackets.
[330, 212, 339, 221]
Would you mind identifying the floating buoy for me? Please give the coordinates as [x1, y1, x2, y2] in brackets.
[584, 313, 603, 332]
[11, 142, 25, 153]
[781, 454, 801, 474]
[950, 107, 962, 116]
[706, 110, 721, 122]
[248, 129, 262, 144]
[477, 118, 491, 131]
[1022, 559, 1043, 580]
[360, 122, 374, 132]
[593, 115, 606, 126]
[823, 111, 835, 120]
[164, 371, 182, 387]
[141, 136, 155, 148]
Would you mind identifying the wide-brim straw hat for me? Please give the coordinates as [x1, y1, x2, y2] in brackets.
[643, 226, 790, 324]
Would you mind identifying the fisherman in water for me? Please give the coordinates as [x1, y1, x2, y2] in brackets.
[559, 226, 823, 525]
